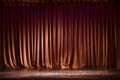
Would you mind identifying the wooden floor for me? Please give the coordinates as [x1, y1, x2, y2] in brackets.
[0, 69, 120, 80]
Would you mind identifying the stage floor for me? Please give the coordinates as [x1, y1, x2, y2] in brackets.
[0, 69, 120, 80]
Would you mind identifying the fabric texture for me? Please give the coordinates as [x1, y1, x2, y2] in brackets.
[0, 2, 119, 69]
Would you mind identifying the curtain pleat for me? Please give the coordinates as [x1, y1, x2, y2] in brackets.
[0, 3, 119, 69]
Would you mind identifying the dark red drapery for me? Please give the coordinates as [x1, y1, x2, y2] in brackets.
[0, 2, 119, 69]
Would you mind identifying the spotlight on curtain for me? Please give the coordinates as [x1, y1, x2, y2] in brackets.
[0, 1, 119, 70]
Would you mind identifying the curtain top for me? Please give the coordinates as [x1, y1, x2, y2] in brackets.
[0, 0, 117, 7]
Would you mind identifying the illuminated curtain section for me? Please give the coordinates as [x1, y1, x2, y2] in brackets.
[0, 3, 118, 69]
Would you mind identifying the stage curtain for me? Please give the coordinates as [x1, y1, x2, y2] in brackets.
[0, 2, 118, 69]
[117, 4, 120, 69]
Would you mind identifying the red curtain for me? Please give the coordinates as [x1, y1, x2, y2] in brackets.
[0, 2, 119, 69]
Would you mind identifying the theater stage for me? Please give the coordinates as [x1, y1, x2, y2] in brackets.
[0, 69, 120, 80]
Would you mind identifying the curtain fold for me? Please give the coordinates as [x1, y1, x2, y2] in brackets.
[0, 2, 119, 69]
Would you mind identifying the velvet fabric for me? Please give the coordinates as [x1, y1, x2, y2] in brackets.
[0, 2, 119, 69]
